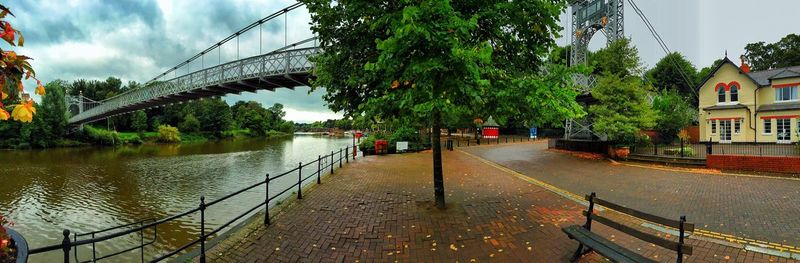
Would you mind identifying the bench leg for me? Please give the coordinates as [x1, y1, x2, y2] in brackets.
[570, 244, 584, 262]
[570, 244, 593, 262]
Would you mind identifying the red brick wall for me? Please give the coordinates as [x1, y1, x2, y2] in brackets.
[707, 154, 800, 174]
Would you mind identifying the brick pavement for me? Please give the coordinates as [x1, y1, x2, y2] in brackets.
[463, 142, 800, 248]
[207, 142, 797, 262]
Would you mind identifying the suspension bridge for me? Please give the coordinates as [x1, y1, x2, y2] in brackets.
[66, 3, 319, 125]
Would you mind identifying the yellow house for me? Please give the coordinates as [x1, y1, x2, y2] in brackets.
[698, 56, 800, 143]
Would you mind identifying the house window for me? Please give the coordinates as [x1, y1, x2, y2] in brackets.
[764, 119, 772, 134]
[718, 88, 726, 103]
[711, 120, 717, 134]
[775, 86, 798, 102]
[777, 118, 791, 143]
[730, 85, 738, 102]
[734, 119, 741, 134]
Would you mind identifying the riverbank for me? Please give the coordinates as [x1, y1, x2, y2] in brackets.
[0, 127, 293, 150]
[204, 142, 796, 262]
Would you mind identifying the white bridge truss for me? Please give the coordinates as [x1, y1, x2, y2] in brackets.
[69, 41, 320, 124]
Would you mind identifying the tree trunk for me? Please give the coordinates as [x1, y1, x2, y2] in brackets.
[432, 108, 446, 209]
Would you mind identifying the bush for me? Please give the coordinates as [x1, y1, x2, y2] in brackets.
[179, 114, 201, 133]
[84, 126, 121, 145]
[157, 125, 181, 143]
[663, 146, 695, 157]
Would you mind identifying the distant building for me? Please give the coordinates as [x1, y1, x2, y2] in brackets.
[697, 56, 800, 143]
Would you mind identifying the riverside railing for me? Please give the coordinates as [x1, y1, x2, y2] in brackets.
[442, 134, 538, 150]
[27, 146, 355, 263]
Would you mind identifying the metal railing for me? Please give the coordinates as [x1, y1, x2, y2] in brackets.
[28, 146, 356, 263]
[632, 140, 800, 159]
[443, 134, 540, 150]
[632, 139, 706, 159]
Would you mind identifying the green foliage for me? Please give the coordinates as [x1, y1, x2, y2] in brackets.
[131, 110, 148, 135]
[304, 0, 577, 126]
[591, 38, 643, 78]
[179, 113, 200, 133]
[157, 125, 181, 143]
[83, 126, 121, 146]
[744, 33, 800, 71]
[663, 146, 695, 157]
[278, 121, 294, 134]
[645, 52, 698, 101]
[652, 89, 695, 141]
[590, 75, 657, 145]
[118, 132, 143, 145]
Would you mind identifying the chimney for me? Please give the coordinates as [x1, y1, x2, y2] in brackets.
[740, 55, 751, 73]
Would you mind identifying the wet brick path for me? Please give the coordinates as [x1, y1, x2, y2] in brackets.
[462, 143, 800, 248]
[207, 143, 796, 262]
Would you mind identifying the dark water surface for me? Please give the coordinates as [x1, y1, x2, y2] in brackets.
[0, 135, 354, 262]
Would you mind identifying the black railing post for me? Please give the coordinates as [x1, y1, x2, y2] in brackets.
[140, 221, 145, 263]
[330, 151, 334, 174]
[62, 229, 71, 263]
[199, 196, 206, 263]
[346, 146, 349, 163]
[678, 216, 686, 263]
[338, 149, 343, 168]
[680, 139, 685, 157]
[264, 174, 270, 225]
[91, 232, 97, 262]
[317, 155, 322, 184]
[297, 162, 303, 199]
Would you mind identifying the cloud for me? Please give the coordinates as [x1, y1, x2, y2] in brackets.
[7, 0, 335, 121]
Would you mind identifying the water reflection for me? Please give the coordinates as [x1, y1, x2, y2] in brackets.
[0, 135, 354, 262]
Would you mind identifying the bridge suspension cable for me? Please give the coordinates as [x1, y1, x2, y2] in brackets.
[626, 0, 696, 96]
[145, 2, 306, 85]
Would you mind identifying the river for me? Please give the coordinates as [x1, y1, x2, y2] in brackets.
[0, 135, 355, 262]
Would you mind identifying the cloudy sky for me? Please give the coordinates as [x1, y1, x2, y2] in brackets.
[8, 0, 799, 123]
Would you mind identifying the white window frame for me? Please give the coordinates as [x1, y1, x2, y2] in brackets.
[776, 118, 792, 144]
[775, 86, 799, 102]
[763, 119, 772, 135]
[719, 120, 733, 143]
[730, 85, 739, 102]
[717, 88, 726, 103]
[711, 120, 717, 134]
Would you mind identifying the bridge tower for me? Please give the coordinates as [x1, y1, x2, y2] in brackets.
[564, 0, 623, 140]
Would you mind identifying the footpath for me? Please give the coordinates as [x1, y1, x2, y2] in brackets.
[207, 142, 796, 262]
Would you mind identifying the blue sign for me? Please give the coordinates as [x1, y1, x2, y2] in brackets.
[529, 127, 538, 139]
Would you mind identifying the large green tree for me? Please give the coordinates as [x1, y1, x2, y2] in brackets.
[590, 75, 656, 143]
[590, 37, 643, 78]
[652, 89, 695, 141]
[645, 52, 698, 101]
[744, 33, 800, 71]
[304, 0, 581, 208]
[590, 39, 656, 144]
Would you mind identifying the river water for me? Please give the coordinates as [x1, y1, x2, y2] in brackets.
[0, 135, 355, 262]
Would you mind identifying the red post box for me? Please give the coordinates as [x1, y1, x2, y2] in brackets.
[375, 139, 388, 155]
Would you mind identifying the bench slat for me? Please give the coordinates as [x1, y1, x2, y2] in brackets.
[563, 225, 657, 263]
[585, 195, 695, 232]
[583, 211, 693, 255]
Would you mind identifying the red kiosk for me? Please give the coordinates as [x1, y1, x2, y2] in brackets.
[481, 116, 499, 139]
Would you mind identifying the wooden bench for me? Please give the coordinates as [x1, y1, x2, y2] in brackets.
[562, 192, 694, 263]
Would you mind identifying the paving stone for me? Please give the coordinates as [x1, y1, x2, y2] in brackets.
[207, 143, 797, 262]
